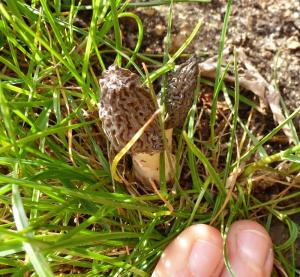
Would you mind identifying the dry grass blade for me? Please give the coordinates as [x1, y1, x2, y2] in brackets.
[111, 109, 161, 182]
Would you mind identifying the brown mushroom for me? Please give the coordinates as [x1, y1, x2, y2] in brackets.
[99, 65, 175, 185]
[158, 56, 199, 163]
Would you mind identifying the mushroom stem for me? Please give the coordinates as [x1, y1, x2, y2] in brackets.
[132, 128, 176, 185]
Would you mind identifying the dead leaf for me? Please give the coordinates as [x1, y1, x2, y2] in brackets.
[198, 47, 296, 143]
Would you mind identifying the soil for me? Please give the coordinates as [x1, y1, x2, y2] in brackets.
[123, 0, 300, 271]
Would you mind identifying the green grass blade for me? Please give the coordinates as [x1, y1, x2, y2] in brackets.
[210, 0, 232, 151]
[182, 131, 224, 194]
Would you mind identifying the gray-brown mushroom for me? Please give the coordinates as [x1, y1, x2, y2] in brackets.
[163, 55, 199, 130]
[99, 65, 175, 185]
[159, 56, 199, 164]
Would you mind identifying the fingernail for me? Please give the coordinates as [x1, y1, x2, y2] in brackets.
[188, 239, 223, 276]
[237, 229, 272, 268]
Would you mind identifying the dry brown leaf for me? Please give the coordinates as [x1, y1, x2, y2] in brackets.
[198, 47, 295, 143]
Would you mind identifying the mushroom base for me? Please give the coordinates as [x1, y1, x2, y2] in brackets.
[132, 129, 175, 186]
[132, 151, 176, 186]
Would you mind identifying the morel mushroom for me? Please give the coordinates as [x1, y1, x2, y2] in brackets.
[99, 65, 175, 185]
[163, 56, 199, 130]
[158, 56, 199, 158]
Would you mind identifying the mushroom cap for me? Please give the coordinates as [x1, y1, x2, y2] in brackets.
[163, 56, 199, 129]
[99, 65, 163, 154]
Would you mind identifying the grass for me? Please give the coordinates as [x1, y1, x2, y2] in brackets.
[0, 0, 299, 276]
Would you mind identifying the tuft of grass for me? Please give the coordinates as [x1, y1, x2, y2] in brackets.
[0, 0, 299, 276]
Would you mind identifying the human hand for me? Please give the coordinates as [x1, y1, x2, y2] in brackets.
[152, 220, 273, 277]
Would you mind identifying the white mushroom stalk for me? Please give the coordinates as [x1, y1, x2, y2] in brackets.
[132, 128, 175, 185]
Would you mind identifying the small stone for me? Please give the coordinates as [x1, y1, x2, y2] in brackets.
[286, 36, 300, 49]
[289, 41, 300, 50]
[262, 50, 273, 59]
[283, 10, 292, 18]
[169, 33, 187, 53]
[154, 24, 165, 36]
[142, 8, 156, 16]
[264, 38, 277, 52]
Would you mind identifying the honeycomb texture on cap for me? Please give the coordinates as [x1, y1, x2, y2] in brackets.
[99, 65, 163, 153]
[164, 56, 198, 129]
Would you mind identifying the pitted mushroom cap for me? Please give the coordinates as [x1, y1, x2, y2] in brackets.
[99, 65, 163, 153]
[163, 56, 199, 129]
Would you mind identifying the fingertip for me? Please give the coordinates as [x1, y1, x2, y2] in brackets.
[152, 224, 224, 277]
[222, 220, 273, 277]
